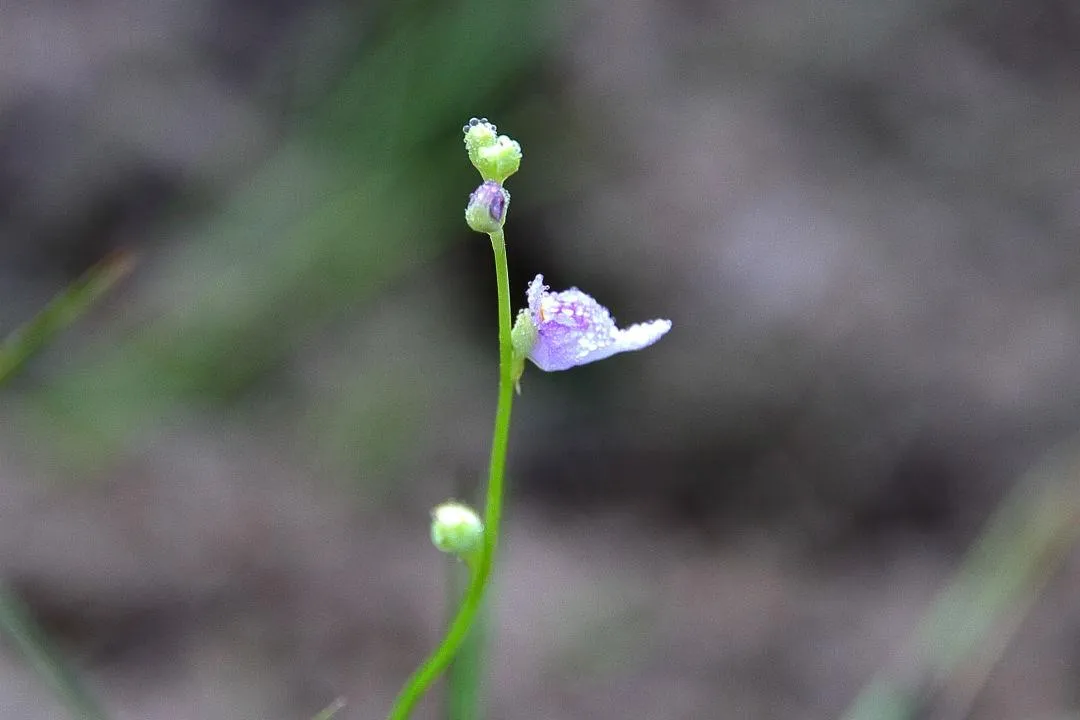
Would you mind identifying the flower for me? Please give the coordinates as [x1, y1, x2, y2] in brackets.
[513, 274, 672, 372]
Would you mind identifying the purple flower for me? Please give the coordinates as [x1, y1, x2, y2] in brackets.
[520, 274, 672, 371]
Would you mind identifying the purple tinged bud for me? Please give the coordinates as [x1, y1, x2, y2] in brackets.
[484, 185, 505, 221]
[465, 180, 510, 234]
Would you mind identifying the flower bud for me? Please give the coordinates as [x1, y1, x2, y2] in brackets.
[510, 308, 537, 389]
[465, 181, 510, 234]
[430, 502, 484, 556]
[463, 117, 522, 183]
[463, 117, 498, 154]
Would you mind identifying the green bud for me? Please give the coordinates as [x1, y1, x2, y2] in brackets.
[510, 308, 536, 390]
[430, 502, 484, 556]
[465, 181, 510, 234]
[463, 117, 522, 183]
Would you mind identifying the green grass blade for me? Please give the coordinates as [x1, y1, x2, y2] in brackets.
[0, 255, 129, 719]
[0, 584, 109, 720]
[841, 444, 1080, 720]
[0, 252, 133, 385]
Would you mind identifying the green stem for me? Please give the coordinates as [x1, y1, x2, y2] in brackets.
[446, 554, 485, 720]
[386, 229, 514, 720]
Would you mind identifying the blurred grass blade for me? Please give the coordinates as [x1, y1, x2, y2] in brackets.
[0, 584, 109, 720]
[0, 254, 128, 718]
[311, 697, 346, 720]
[13, 0, 551, 475]
[0, 252, 133, 385]
[842, 444, 1080, 720]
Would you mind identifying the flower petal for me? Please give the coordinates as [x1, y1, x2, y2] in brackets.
[526, 274, 547, 318]
[615, 319, 673, 352]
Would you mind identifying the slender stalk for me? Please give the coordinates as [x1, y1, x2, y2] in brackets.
[386, 229, 514, 720]
[446, 555, 485, 720]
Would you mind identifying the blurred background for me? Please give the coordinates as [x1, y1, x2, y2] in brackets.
[1, 0, 1079, 718]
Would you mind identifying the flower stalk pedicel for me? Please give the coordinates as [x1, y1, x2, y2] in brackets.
[385, 118, 671, 720]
